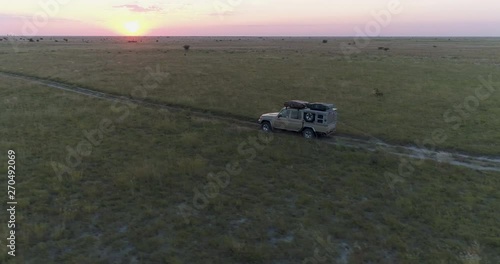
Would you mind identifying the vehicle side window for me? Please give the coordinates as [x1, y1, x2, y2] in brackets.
[280, 109, 290, 118]
[290, 110, 300, 119]
[317, 114, 324, 124]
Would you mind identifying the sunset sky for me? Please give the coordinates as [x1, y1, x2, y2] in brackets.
[1, 0, 499, 36]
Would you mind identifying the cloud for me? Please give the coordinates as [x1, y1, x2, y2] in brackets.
[113, 4, 162, 13]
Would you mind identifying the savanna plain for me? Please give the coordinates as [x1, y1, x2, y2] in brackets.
[0, 36, 499, 263]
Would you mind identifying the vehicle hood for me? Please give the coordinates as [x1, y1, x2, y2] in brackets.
[260, 112, 279, 118]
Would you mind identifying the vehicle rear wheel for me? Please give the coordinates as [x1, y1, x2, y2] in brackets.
[302, 128, 315, 139]
[261, 122, 272, 132]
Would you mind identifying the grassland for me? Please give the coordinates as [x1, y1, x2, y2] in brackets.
[1, 37, 500, 263]
[1, 37, 500, 154]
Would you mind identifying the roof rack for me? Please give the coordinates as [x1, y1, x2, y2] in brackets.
[284, 100, 309, 109]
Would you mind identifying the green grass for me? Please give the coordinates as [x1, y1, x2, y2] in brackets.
[1, 70, 499, 263]
[1, 37, 500, 154]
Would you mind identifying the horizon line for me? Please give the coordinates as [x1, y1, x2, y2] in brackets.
[3, 35, 500, 38]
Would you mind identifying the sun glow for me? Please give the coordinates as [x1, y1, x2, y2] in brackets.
[124, 21, 140, 35]
[110, 19, 151, 36]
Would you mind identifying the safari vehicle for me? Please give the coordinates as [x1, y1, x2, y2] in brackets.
[258, 100, 337, 138]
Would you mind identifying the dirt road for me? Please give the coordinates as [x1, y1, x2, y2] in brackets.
[2, 71, 499, 172]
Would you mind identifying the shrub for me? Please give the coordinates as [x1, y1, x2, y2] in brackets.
[322, 39, 328, 44]
[373, 88, 384, 97]
[183, 45, 191, 52]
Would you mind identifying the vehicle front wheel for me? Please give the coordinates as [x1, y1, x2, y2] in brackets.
[261, 122, 272, 132]
[302, 128, 316, 139]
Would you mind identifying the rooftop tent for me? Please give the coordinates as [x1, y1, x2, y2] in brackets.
[284, 100, 309, 109]
[306, 103, 335, 111]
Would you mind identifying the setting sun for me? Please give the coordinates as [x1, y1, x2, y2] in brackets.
[124, 21, 140, 35]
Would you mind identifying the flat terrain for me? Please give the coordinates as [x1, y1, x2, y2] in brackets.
[1, 36, 500, 154]
[1, 37, 499, 263]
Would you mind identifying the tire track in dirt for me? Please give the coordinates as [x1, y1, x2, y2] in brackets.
[2, 70, 500, 172]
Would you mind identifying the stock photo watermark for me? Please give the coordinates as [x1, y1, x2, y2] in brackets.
[8, 0, 73, 52]
[177, 131, 274, 224]
[384, 74, 498, 192]
[213, 0, 243, 20]
[6, 150, 17, 257]
[51, 64, 171, 181]
[298, 225, 361, 264]
[340, 0, 403, 61]
[302, 233, 337, 264]
[459, 241, 481, 264]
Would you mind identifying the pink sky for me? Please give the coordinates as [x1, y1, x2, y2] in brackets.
[1, 0, 500, 36]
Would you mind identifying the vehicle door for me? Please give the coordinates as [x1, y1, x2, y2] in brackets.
[274, 109, 290, 129]
[285, 109, 304, 131]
